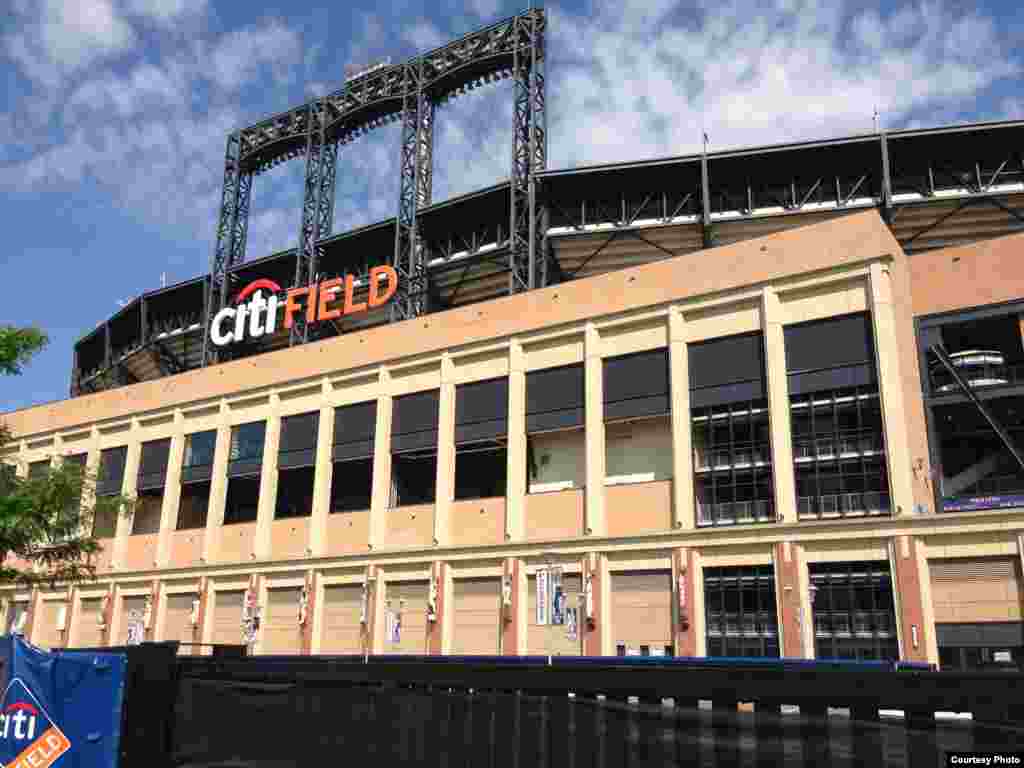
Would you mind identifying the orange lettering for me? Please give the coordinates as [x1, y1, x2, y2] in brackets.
[306, 282, 319, 323]
[367, 265, 398, 309]
[282, 287, 308, 330]
[317, 278, 343, 321]
[343, 275, 367, 315]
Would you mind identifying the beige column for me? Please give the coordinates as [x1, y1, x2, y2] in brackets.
[668, 307, 695, 529]
[156, 412, 186, 567]
[25, 588, 43, 646]
[202, 403, 232, 564]
[434, 353, 456, 547]
[369, 369, 393, 550]
[690, 550, 706, 657]
[506, 340, 527, 541]
[869, 262, 915, 517]
[254, 396, 282, 560]
[761, 287, 797, 523]
[112, 420, 143, 568]
[308, 384, 334, 557]
[82, 427, 101, 541]
[584, 322, 606, 537]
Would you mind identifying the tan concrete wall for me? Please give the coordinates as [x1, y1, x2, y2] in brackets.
[605, 481, 672, 537]
[910, 232, 1024, 317]
[523, 489, 584, 541]
[449, 498, 506, 548]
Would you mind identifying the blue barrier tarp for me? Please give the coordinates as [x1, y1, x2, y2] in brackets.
[0, 635, 125, 768]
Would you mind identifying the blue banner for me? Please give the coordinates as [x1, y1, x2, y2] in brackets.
[0, 635, 125, 768]
[943, 494, 1024, 512]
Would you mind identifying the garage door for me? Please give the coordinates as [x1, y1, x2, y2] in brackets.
[320, 585, 363, 654]
[527, 574, 583, 656]
[931, 557, 1024, 623]
[383, 581, 429, 655]
[451, 578, 500, 655]
[76, 598, 106, 648]
[163, 594, 196, 653]
[263, 587, 302, 655]
[611, 571, 672, 656]
[37, 601, 66, 650]
[212, 590, 244, 647]
[117, 596, 148, 646]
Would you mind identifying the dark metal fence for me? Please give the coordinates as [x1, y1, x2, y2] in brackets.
[81, 648, 1024, 768]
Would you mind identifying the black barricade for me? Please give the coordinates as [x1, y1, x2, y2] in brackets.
[170, 676, 1024, 768]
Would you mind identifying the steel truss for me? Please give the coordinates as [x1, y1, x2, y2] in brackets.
[201, 10, 547, 362]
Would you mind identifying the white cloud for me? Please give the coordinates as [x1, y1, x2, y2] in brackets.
[208, 19, 301, 91]
[5, 0, 135, 86]
[544, 0, 1018, 167]
[404, 21, 446, 53]
[125, 0, 208, 24]
[467, 0, 502, 22]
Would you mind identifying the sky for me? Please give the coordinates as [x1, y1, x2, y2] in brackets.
[0, 0, 1021, 413]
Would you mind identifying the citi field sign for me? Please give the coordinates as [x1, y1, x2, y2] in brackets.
[210, 266, 398, 347]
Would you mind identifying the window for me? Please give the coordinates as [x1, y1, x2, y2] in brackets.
[454, 378, 508, 501]
[134, 438, 171, 535]
[603, 350, 673, 485]
[28, 460, 50, 480]
[391, 391, 439, 506]
[704, 565, 780, 657]
[179, 431, 215, 530]
[786, 313, 890, 520]
[96, 446, 127, 497]
[526, 364, 585, 493]
[331, 401, 376, 514]
[224, 422, 265, 524]
[689, 333, 773, 526]
[809, 561, 898, 661]
[276, 412, 318, 519]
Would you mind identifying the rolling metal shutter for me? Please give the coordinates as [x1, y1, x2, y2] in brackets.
[212, 590, 244, 647]
[279, 413, 319, 470]
[526, 364, 584, 433]
[611, 571, 673, 655]
[182, 430, 216, 484]
[262, 587, 302, 654]
[228, 422, 265, 478]
[320, 585, 363, 654]
[784, 313, 876, 394]
[96, 447, 128, 496]
[451, 578, 501, 655]
[163, 594, 195, 654]
[930, 557, 1024, 624]
[688, 333, 767, 409]
[455, 378, 508, 444]
[384, 581, 429, 655]
[333, 401, 377, 461]
[603, 350, 670, 421]
[76, 598, 105, 648]
[527, 574, 583, 656]
[38, 601, 66, 649]
[117, 596, 148, 645]
[138, 438, 171, 491]
[391, 390, 440, 453]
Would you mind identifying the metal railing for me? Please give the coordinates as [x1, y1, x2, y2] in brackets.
[797, 491, 891, 519]
[697, 499, 774, 526]
[694, 442, 771, 471]
[792, 431, 884, 461]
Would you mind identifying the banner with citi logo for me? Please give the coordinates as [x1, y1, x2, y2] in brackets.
[0, 635, 126, 768]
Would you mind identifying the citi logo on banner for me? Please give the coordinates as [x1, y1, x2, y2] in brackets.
[211, 265, 398, 347]
[0, 679, 71, 768]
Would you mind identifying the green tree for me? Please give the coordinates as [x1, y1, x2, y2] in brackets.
[0, 326, 132, 587]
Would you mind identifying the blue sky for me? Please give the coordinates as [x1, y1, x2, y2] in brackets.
[1, 0, 1021, 414]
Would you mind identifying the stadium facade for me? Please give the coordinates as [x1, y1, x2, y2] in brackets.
[3, 10, 1024, 669]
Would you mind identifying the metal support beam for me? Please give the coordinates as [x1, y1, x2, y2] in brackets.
[292, 103, 324, 345]
[392, 61, 428, 322]
[700, 150, 713, 247]
[879, 131, 893, 225]
[151, 339, 185, 376]
[928, 342, 1024, 472]
[202, 133, 243, 367]
[509, 9, 547, 294]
